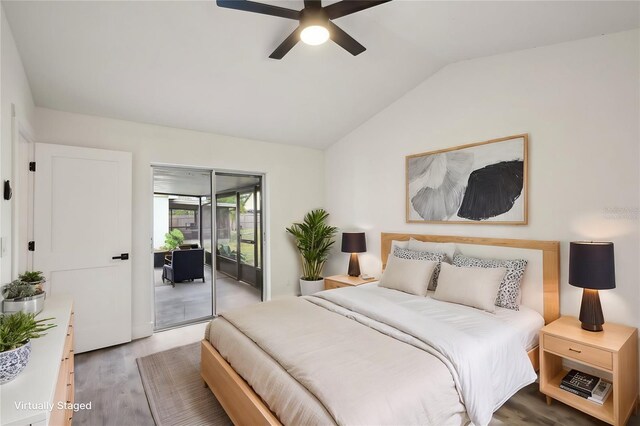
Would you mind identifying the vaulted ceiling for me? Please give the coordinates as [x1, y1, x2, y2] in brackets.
[3, 1, 638, 148]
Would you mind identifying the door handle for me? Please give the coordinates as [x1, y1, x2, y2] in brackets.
[112, 253, 129, 260]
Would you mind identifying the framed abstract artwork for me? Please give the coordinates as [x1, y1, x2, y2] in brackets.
[406, 134, 528, 225]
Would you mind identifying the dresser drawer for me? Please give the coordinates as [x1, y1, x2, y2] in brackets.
[543, 334, 613, 370]
[324, 280, 345, 290]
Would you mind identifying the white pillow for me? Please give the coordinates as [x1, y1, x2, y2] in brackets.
[432, 263, 506, 313]
[408, 238, 456, 262]
[392, 246, 447, 291]
[452, 254, 527, 311]
[379, 256, 437, 297]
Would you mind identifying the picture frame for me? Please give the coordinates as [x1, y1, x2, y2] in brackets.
[406, 134, 528, 225]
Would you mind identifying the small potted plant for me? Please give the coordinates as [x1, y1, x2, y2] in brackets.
[0, 312, 55, 384]
[154, 230, 185, 267]
[2, 280, 46, 315]
[286, 209, 338, 295]
[18, 271, 46, 292]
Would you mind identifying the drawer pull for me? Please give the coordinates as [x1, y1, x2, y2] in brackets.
[569, 348, 582, 354]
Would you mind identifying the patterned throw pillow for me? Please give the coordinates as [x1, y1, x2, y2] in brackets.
[452, 254, 527, 311]
[392, 247, 448, 291]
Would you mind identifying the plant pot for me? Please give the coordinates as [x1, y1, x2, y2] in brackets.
[299, 279, 325, 296]
[2, 292, 46, 315]
[0, 340, 32, 384]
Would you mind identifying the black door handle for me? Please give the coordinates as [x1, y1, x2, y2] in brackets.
[112, 253, 129, 260]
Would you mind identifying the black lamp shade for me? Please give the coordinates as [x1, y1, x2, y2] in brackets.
[341, 232, 366, 254]
[569, 242, 615, 290]
[569, 241, 615, 332]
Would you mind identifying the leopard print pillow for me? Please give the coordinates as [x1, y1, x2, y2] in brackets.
[452, 254, 527, 311]
[393, 247, 447, 291]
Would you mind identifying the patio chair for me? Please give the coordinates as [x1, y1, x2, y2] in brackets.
[162, 248, 205, 287]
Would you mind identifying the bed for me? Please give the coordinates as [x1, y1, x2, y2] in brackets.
[201, 233, 560, 425]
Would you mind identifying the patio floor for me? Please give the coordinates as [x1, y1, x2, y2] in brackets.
[154, 266, 261, 329]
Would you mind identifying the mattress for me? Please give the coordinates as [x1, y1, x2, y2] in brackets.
[206, 284, 540, 425]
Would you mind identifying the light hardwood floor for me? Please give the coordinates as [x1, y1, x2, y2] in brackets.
[74, 321, 640, 426]
[74, 322, 208, 426]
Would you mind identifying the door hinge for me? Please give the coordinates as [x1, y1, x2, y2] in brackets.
[29, 162, 36, 172]
[28, 241, 35, 251]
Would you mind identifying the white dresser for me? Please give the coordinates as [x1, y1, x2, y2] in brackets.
[0, 296, 75, 426]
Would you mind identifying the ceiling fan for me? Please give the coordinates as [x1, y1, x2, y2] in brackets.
[216, 0, 391, 59]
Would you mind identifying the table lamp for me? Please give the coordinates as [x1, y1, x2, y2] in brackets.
[341, 232, 366, 277]
[569, 241, 615, 332]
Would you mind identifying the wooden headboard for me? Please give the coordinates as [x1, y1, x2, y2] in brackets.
[381, 233, 560, 325]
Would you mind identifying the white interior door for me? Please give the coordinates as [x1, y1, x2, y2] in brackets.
[34, 143, 132, 353]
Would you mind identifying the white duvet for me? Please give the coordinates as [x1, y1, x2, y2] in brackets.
[306, 286, 537, 426]
[216, 284, 538, 426]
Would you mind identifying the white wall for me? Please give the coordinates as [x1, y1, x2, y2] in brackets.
[153, 195, 169, 250]
[1, 7, 36, 286]
[325, 30, 640, 329]
[35, 107, 324, 338]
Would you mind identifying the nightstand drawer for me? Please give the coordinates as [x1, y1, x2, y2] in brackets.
[544, 334, 613, 370]
[324, 280, 345, 290]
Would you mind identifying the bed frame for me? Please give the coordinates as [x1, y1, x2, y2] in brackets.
[201, 233, 560, 426]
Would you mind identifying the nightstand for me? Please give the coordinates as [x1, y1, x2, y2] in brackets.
[324, 275, 376, 290]
[540, 316, 638, 426]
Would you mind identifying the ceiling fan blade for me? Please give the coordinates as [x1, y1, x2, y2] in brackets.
[324, 0, 391, 20]
[216, 0, 300, 20]
[269, 27, 302, 60]
[328, 21, 365, 56]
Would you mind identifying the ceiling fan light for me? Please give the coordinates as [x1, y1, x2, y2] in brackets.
[300, 25, 330, 46]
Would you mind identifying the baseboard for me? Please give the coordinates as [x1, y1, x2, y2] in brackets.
[132, 321, 154, 340]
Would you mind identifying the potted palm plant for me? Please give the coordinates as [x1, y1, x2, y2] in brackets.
[286, 209, 338, 295]
[0, 312, 55, 384]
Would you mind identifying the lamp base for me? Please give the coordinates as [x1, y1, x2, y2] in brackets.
[579, 288, 604, 332]
[347, 253, 360, 277]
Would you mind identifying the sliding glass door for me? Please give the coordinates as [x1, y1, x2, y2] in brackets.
[152, 168, 264, 326]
